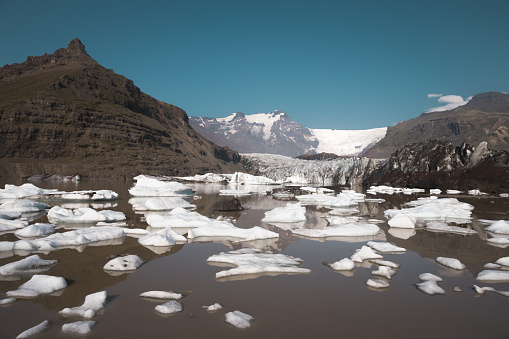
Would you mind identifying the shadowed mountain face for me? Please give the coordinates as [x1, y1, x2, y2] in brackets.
[363, 92, 509, 158]
[0, 38, 241, 179]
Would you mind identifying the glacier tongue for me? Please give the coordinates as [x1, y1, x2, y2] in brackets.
[240, 153, 383, 186]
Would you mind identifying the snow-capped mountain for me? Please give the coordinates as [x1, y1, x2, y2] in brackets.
[189, 111, 386, 157]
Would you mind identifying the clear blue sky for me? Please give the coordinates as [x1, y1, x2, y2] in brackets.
[1, 0, 508, 129]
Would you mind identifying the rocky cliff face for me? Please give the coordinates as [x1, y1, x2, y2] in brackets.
[364, 139, 509, 192]
[363, 92, 509, 158]
[0, 38, 241, 179]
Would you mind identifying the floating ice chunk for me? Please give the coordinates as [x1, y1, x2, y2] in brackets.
[262, 203, 307, 223]
[15, 223, 56, 238]
[7, 275, 67, 298]
[225, 310, 254, 329]
[0, 297, 16, 305]
[146, 210, 213, 229]
[495, 257, 509, 267]
[473, 284, 496, 295]
[139, 291, 183, 300]
[371, 266, 396, 279]
[0, 200, 50, 213]
[122, 228, 150, 236]
[0, 220, 27, 232]
[219, 190, 254, 196]
[155, 300, 182, 315]
[294, 223, 380, 239]
[0, 255, 57, 276]
[129, 175, 195, 197]
[436, 257, 466, 270]
[419, 273, 443, 281]
[446, 190, 462, 195]
[138, 227, 186, 247]
[103, 255, 144, 271]
[487, 237, 509, 245]
[0, 183, 56, 199]
[468, 189, 486, 196]
[484, 263, 502, 269]
[229, 172, 279, 185]
[485, 220, 509, 235]
[203, 303, 223, 311]
[351, 245, 383, 263]
[388, 228, 416, 239]
[501, 193, 509, 198]
[415, 280, 445, 295]
[476, 270, 509, 281]
[62, 321, 95, 335]
[133, 197, 195, 211]
[188, 222, 279, 242]
[430, 189, 442, 195]
[367, 185, 402, 195]
[388, 214, 416, 228]
[385, 197, 473, 223]
[207, 248, 310, 279]
[366, 279, 390, 289]
[59, 291, 106, 319]
[296, 194, 357, 208]
[327, 258, 355, 271]
[177, 172, 230, 183]
[327, 207, 360, 216]
[47, 206, 126, 223]
[367, 241, 406, 253]
[326, 216, 360, 225]
[16, 320, 49, 339]
[370, 259, 400, 269]
[424, 221, 477, 235]
[27, 190, 118, 201]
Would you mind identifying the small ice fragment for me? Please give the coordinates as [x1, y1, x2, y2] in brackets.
[7, 275, 67, 298]
[225, 310, 254, 329]
[62, 321, 95, 335]
[436, 257, 466, 270]
[419, 273, 443, 282]
[0, 254, 57, 276]
[430, 189, 441, 195]
[155, 300, 182, 315]
[446, 190, 462, 195]
[203, 303, 223, 311]
[16, 320, 49, 339]
[59, 291, 106, 319]
[415, 280, 445, 295]
[371, 266, 396, 279]
[103, 255, 144, 271]
[0, 297, 16, 305]
[366, 279, 390, 289]
[350, 245, 383, 263]
[484, 263, 501, 269]
[453, 286, 463, 292]
[327, 258, 355, 271]
[367, 241, 406, 253]
[495, 256, 509, 267]
[139, 291, 183, 300]
[369, 259, 400, 269]
[473, 284, 496, 294]
[476, 270, 509, 281]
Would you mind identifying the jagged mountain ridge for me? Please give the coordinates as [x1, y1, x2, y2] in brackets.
[0, 38, 241, 179]
[190, 111, 387, 157]
[363, 92, 509, 158]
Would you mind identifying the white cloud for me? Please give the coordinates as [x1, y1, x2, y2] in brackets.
[426, 94, 471, 112]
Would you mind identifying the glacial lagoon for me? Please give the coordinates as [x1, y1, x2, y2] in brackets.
[1, 178, 509, 338]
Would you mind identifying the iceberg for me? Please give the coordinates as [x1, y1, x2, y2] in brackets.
[371, 266, 396, 279]
[62, 321, 95, 335]
[16, 320, 49, 339]
[7, 274, 67, 298]
[485, 220, 509, 235]
[0, 255, 57, 276]
[103, 255, 144, 271]
[206, 248, 310, 279]
[47, 206, 126, 223]
[326, 258, 355, 271]
[131, 197, 195, 211]
[296, 193, 357, 208]
[139, 291, 183, 300]
[14, 223, 56, 238]
[59, 291, 106, 319]
[350, 245, 383, 263]
[229, 172, 279, 185]
[367, 241, 406, 253]
[27, 189, 118, 201]
[188, 222, 279, 242]
[155, 300, 182, 315]
[225, 310, 254, 329]
[129, 175, 195, 197]
[385, 197, 473, 223]
[0, 218, 29, 231]
[293, 223, 380, 239]
[436, 257, 466, 270]
[138, 227, 186, 247]
[495, 257, 509, 267]
[476, 270, 509, 282]
[261, 203, 307, 223]
[146, 209, 214, 229]
[387, 214, 416, 229]
[0, 200, 50, 213]
[0, 183, 56, 199]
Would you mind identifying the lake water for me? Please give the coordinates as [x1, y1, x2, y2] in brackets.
[1, 178, 509, 338]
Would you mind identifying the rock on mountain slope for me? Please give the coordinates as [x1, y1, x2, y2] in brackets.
[190, 111, 386, 157]
[363, 92, 509, 158]
[0, 38, 241, 179]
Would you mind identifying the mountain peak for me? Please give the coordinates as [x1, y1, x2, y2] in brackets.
[462, 92, 509, 113]
[67, 38, 87, 54]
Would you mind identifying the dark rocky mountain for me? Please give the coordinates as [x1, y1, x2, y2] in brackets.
[0, 38, 241, 179]
[363, 92, 509, 158]
[364, 139, 509, 192]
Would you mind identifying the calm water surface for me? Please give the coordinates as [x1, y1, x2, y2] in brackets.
[1, 178, 509, 339]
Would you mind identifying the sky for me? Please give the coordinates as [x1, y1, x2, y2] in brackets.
[1, 0, 508, 130]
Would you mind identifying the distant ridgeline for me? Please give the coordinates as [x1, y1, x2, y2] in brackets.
[0, 38, 241, 179]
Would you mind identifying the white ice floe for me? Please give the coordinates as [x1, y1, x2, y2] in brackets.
[0, 218, 29, 231]
[446, 190, 462, 195]
[351, 245, 383, 263]
[229, 172, 279, 185]
[385, 197, 473, 223]
[225, 310, 254, 329]
[495, 257, 509, 266]
[146, 208, 213, 229]
[485, 220, 509, 235]
[293, 223, 380, 239]
[131, 197, 196, 211]
[16, 320, 49, 339]
[366, 279, 390, 289]
[296, 194, 357, 208]
[423, 221, 477, 235]
[261, 203, 307, 223]
[140, 291, 183, 300]
[0, 183, 56, 199]
[59, 291, 106, 319]
[419, 273, 443, 282]
[7, 274, 67, 298]
[476, 270, 509, 281]
[327, 207, 360, 216]
[177, 172, 231, 183]
[367, 241, 406, 253]
[15, 223, 56, 238]
[367, 186, 424, 195]
[206, 248, 310, 279]
[429, 189, 442, 195]
[138, 227, 186, 247]
[326, 216, 360, 225]
[370, 259, 400, 269]
[47, 206, 126, 223]
[0, 297, 16, 305]
[155, 300, 182, 315]
[129, 175, 195, 197]
[0, 255, 57, 276]
[468, 189, 487, 196]
[300, 187, 334, 194]
[501, 193, 509, 198]
[371, 266, 396, 279]
[219, 190, 254, 196]
[387, 214, 416, 229]
[488, 237, 509, 246]
[188, 222, 279, 242]
[436, 257, 466, 270]
[103, 255, 144, 271]
[327, 258, 355, 271]
[29, 190, 118, 201]
[203, 303, 223, 311]
[62, 321, 95, 335]
[0, 200, 50, 213]
[473, 285, 509, 298]
[415, 280, 445, 295]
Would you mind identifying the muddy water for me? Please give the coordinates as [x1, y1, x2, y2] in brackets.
[1, 179, 509, 338]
